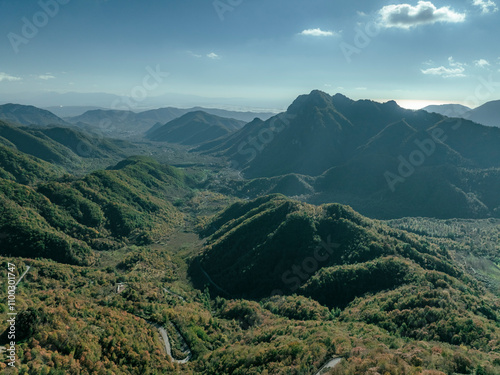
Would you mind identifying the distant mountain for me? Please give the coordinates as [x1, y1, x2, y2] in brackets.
[44, 106, 107, 118]
[187, 107, 275, 123]
[67, 109, 147, 137]
[1, 91, 123, 108]
[422, 104, 471, 117]
[66, 107, 274, 138]
[423, 101, 500, 128]
[201, 90, 500, 219]
[465, 99, 500, 128]
[0, 103, 69, 127]
[146, 111, 245, 145]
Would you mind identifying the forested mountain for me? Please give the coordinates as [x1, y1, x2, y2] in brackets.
[201, 91, 500, 219]
[0, 156, 193, 265]
[195, 195, 500, 356]
[1, 92, 500, 374]
[0, 103, 69, 127]
[0, 120, 136, 171]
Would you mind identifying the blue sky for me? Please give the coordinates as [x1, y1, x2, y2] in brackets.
[0, 0, 499, 110]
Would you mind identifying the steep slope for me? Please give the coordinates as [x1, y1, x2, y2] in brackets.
[0, 120, 135, 171]
[194, 195, 500, 354]
[37, 126, 132, 159]
[200, 91, 445, 177]
[0, 144, 62, 184]
[0, 156, 192, 265]
[0, 120, 81, 167]
[0, 103, 69, 126]
[200, 90, 500, 219]
[146, 111, 245, 145]
[196, 195, 457, 299]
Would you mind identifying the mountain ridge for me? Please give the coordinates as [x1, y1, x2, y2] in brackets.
[145, 111, 245, 145]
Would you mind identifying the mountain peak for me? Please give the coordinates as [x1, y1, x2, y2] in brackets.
[287, 90, 334, 114]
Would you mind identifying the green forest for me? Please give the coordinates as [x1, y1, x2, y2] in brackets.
[1, 99, 500, 375]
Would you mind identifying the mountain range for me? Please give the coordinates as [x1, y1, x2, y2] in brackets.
[66, 106, 275, 137]
[1, 93, 500, 373]
[423, 100, 500, 128]
[200, 90, 500, 219]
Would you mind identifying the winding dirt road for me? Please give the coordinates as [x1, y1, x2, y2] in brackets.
[151, 321, 192, 364]
[15, 265, 30, 287]
[314, 357, 342, 374]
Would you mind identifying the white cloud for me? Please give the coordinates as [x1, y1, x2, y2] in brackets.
[300, 28, 338, 37]
[186, 50, 202, 58]
[207, 52, 220, 59]
[474, 59, 490, 68]
[421, 56, 466, 78]
[379, 1, 466, 29]
[0, 72, 21, 82]
[421, 66, 466, 77]
[473, 0, 498, 13]
[447, 56, 465, 67]
[38, 74, 55, 80]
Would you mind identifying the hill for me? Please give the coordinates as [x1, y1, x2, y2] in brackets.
[0, 103, 69, 126]
[0, 120, 136, 172]
[0, 144, 62, 185]
[0, 150, 500, 373]
[465, 99, 500, 127]
[422, 103, 471, 117]
[0, 156, 193, 265]
[67, 107, 272, 138]
[44, 105, 107, 117]
[194, 195, 500, 356]
[146, 111, 245, 145]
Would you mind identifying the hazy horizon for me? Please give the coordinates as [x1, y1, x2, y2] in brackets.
[0, 89, 488, 113]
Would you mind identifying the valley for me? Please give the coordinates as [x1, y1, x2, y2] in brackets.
[1, 91, 500, 374]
